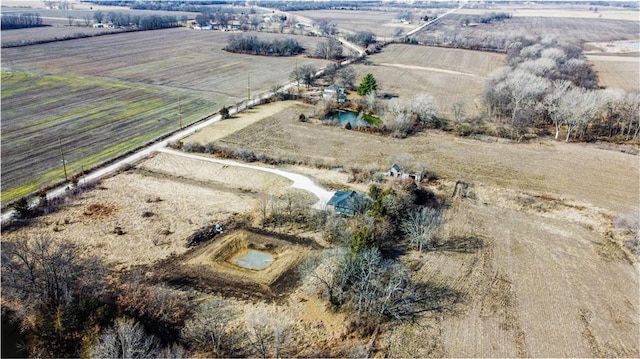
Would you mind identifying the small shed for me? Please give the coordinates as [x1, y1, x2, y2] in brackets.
[388, 163, 422, 183]
[389, 163, 402, 177]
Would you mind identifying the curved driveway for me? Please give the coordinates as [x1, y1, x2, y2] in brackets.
[158, 148, 335, 209]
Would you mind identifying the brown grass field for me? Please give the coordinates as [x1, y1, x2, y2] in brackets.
[412, 13, 639, 46]
[1, 28, 330, 204]
[186, 99, 640, 356]
[352, 44, 505, 115]
[211, 101, 638, 215]
[291, 9, 423, 36]
[588, 54, 640, 93]
[1, 26, 120, 45]
[2, 97, 638, 356]
[2, 4, 639, 356]
[0, 150, 296, 269]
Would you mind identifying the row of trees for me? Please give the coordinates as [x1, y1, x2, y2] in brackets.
[1, 13, 43, 30]
[346, 30, 377, 47]
[225, 34, 303, 56]
[460, 11, 511, 26]
[92, 11, 179, 30]
[484, 38, 639, 141]
[194, 7, 246, 28]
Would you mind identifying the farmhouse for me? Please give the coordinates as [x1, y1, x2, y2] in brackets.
[327, 190, 367, 216]
[323, 84, 347, 103]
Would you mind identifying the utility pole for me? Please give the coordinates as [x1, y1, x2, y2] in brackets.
[58, 137, 68, 182]
[178, 96, 183, 129]
[247, 73, 251, 102]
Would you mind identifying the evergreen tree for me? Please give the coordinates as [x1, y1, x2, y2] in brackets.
[357, 73, 377, 96]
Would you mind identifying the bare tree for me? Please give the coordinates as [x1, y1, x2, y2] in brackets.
[90, 318, 160, 358]
[159, 344, 190, 359]
[621, 92, 640, 140]
[1, 236, 106, 312]
[363, 91, 382, 114]
[543, 79, 573, 140]
[402, 207, 442, 251]
[451, 100, 466, 123]
[385, 112, 414, 138]
[299, 248, 349, 307]
[316, 19, 336, 35]
[411, 93, 439, 126]
[502, 69, 549, 138]
[245, 312, 293, 358]
[315, 38, 343, 60]
[181, 298, 238, 356]
[93, 10, 104, 24]
[559, 87, 601, 141]
[290, 64, 317, 89]
[337, 67, 356, 90]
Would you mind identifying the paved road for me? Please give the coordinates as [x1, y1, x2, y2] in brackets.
[0, 64, 319, 222]
[406, 5, 462, 36]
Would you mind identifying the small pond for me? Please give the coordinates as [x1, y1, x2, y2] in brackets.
[326, 110, 381, 127]
[231, 249, 274, 270]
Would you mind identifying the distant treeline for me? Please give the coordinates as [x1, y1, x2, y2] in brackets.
[461, 12, 511, 25]
[224, 34, 303, 56]
[83, 1, 235, 12]
[1, 13, 44, 30]
[251, 1, 457, 11]
[102, 12, 179, 30]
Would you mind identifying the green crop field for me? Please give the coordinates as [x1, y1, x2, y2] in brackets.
[1, 28, 330, 205]
[1, 70, 215, 203]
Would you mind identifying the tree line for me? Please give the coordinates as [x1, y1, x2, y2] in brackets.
[460, 11, 511, 26]
[86, 1, 235, 12]
[93, 11, 178, 30]
[1, 13, 43, 30]
[484, 38, 639, 142]
[225, 34, 304, 56]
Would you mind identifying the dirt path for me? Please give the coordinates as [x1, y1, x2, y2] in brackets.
[379, 62, 477, 77]
[157, 148, 335, 209]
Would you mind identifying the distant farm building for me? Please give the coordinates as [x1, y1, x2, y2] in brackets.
[388, 163, 422, 182]
[327, 190, 367, 216]
[323, 85, 347, 103]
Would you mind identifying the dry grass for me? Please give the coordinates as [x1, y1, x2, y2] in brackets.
[138, 152, 293, 197]
[215, 101, 639, 214]
[385, 184, 639, 357]
[588, 54, 640, 93]
[291, 9, 414, 36]
[412, 12, 638, 46]
[183, 101, 299, 144]
[0, 151, 300, 269]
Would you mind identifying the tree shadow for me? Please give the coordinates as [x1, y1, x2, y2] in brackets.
[393, 280, 464, 320]
[432, 235, 485, 253]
